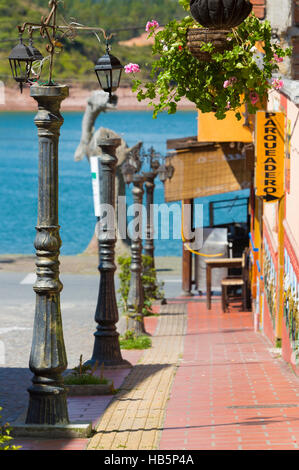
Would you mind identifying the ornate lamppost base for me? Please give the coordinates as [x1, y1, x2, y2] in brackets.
[180, 290, 195, 297]
[125, 311, 149, 337]
[86, 334, 132, 369]
[153, 298, 168, 306]
[26, 385, 68, 426]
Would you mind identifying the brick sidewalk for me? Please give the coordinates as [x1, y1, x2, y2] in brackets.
[10, 300, 299, 451]
[159, 301, 299, 450]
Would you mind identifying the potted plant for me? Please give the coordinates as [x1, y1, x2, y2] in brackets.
[128, 0, 292, 120]
[64, 356, 115, 396]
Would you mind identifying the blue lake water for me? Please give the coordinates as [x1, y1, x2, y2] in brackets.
[0, 111, 249, 256]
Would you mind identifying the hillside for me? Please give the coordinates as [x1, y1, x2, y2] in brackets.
[0, 0, 185, 85]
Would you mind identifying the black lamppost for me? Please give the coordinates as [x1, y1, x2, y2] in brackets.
[121, 147, 175, 331]
[121, 147, 148, 335]
[141, 147, 175, 301]
[87, 138, 131, 367]
[142, 147, 160, 265]
[127, 173, 147, 335]
[8, 0, 124, 431]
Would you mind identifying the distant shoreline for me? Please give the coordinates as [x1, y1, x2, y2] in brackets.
[0, 85, 196, 113]
[0, 254, 182, 276]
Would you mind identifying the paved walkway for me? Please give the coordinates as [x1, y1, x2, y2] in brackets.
[10, 300, 299, 450]
[88, 304, 187, 450]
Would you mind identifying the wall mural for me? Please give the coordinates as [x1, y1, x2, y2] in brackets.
[263, 237, 277, 328]
[283, 249, 299, 349]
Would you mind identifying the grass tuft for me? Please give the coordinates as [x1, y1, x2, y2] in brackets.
[64, 374, 108, 386]
[119, 335, 152, 350]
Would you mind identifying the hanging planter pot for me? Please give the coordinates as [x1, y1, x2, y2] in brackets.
[190, 0, 253, 29]
[187, 0, 253, 60]
[187, 28, 233, 61]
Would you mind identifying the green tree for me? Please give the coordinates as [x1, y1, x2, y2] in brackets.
[0, 0, 185, 83]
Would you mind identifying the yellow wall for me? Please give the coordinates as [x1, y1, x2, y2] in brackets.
[197, 106, 253, 143]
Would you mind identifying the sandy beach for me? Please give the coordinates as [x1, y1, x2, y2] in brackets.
[0, 84, 196, 112]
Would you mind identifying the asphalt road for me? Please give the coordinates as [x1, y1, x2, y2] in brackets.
[0, 271, 182, 423]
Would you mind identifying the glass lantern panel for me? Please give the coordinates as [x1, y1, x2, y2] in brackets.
[9, 59, 32, 82]
[9, 59, 17, 79]
[125, 173, 133, 184]
[97, 70, 112, 92]
[111, 69, 122, 91]
[19, 60, 31, 80]
[159, 166, 167, 182]
[167, 165, 175, 179]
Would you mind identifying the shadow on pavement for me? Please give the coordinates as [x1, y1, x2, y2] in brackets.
[0, 367, 31, 424]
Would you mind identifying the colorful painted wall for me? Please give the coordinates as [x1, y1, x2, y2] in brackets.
[259, 85, 299, 375]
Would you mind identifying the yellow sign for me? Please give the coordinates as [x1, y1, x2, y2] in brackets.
[255, 111, 285, 202]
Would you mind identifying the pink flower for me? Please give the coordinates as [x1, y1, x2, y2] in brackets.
[272, 78, 284, 90]
[250, 92, 259, 105]
[146, 20, 159, 32]
[223, 77, 237, 88]
[274, 53, 283, 63]
[226, 101, 231, 109]
[124, 63, 140, 74]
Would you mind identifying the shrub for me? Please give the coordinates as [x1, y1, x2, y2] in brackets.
[64, 356, 108, 385]
[119, 330, 152, 350]
[117, 254, 164, 317]
[0, 408, 21, 451]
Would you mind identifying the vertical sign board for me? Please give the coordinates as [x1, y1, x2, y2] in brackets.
[285, 119, 291, 193]
[255, 112, 285, 202]
[90, 156, 101, 217]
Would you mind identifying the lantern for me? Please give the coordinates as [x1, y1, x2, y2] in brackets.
[8, 38, 34, 93]
[95, 45, 123, 98]
[121, 161, 136, 185]
[166, 163, 175, 180]
[158, 164, 168, 184]
[28, 38, 44, 62]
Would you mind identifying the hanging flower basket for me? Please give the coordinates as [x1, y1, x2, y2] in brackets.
[187, 0, 252, 60]
[187, 28, 232, 61]
[129, 0, 292, 121]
